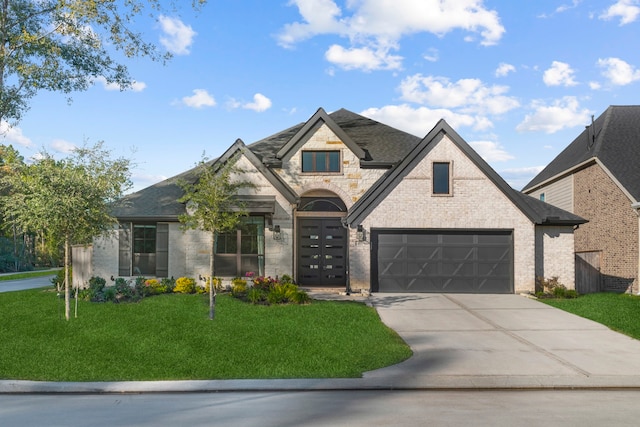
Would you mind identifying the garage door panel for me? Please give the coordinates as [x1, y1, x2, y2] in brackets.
[373, 230, 513, 294]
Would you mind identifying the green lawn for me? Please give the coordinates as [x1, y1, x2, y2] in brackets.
[0, 288, 411, 381]
[542, 292, 640, 340]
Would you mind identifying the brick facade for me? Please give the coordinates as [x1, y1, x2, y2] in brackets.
[84, 116, 577, 294]
[574, 164, 639, 292]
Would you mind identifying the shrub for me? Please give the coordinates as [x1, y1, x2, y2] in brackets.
[247, 287, 265, 304]
[144, 278, 167, 295]
[114, 278, 135, 302]
[103, 286, 117, 302]
[231, 279, 247, 297]
[50, 268, 71, 291]
[267, 284, 288, 305]
[290, 290, 311, 305]
[252, 276, 276, 292]
[174, 277, 196, 294]
[535, 276, 579, 299]
[161, 277, 176, 292]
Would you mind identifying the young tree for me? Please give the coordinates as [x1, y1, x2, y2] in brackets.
[0, 0, 207, 125]
[2, 142, 132, 320]
[178, 155, 254, 320]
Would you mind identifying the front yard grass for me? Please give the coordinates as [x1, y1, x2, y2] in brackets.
[542, 292, 640, 340]
[0, 288, 411, 381]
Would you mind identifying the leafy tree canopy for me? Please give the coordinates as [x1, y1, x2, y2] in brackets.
[2, 141, 132, 245]
[0, 0, 207, 124]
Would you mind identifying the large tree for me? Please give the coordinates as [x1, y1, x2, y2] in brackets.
[2, 142, 132, 320]
[178, 155, 254, 320]
[0, 0, 206, 124]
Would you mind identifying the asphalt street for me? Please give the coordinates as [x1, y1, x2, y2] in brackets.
[2, 390, 640, 426]
[0, 275, 56, 293]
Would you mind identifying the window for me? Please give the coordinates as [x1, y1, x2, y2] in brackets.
[302, 151, 340, 173]
[433, 162, 451, 195]
[540, 193, 545, 202]
[215, 216, 265, 277]
[119, 222, 168, 277]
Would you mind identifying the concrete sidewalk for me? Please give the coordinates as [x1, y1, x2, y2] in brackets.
[3, 292, 640, 393]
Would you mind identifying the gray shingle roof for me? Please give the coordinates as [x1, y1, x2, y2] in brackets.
[113, 108, 584, 226]
[523, 105, 640, 202]
[347, 119, 586, 226]
[113, 108, 421, 220]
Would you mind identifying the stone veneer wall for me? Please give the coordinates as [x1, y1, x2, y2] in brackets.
[574, 164, 639, 292]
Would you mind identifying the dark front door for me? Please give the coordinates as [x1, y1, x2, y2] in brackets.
[297, 218, 347, 286]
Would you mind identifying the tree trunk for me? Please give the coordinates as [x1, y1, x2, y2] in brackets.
[209, 232, 216, 320]
[64, 236, 71, 321]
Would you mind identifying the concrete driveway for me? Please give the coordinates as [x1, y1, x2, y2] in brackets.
[365, 293, 640, 388]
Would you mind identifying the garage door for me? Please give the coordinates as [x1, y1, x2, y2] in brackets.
[372, 230, 513, 293]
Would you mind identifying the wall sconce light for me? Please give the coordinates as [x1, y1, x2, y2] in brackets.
[272, 224, 282, 240]
[356, 225, 366, 242]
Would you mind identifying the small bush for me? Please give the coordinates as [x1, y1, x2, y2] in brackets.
[144, 278, 167, 295]
[535, 276, 579, 299]
[51, 268, 71, 291]
[161, 277, 176, 292]
[247, 288, 265, 304]
[174, 277, 196, 294]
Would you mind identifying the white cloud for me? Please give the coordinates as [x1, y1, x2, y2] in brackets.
[360, 104, 486, 137]
[278, 0, 505, 71]
[423, 48, 439, 62]
[325, 44, 403, 71]
[243, 93, 272, 112]
[158, 15, 196, 55]
[95, 76, 146, 92]
[50, 139, 77, 154]
[599, 0, 640, 25]
[399, 74, 520, 116]
[597, 57, 640, 85]
[0, 121, 33, 148]
[543, 61, 578, 86]
[495, 63, 515, 77]
[516, 97, 592, 134]
[589, 81, 602, 90]
[469, 140, 514, 162]
[180, 89, 216, 109]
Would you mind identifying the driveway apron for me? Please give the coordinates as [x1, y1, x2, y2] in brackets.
[365, 293, 640, 389]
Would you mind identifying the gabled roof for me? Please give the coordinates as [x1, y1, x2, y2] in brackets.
[251, 108, 421, 167]
[275, 108, 367, 161]
[523, 105, 640, 202]
[347, 119, 586, 227]
[112, 138, 298, 220]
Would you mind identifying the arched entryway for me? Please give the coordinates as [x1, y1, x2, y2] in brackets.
[296, 191, 348, 287]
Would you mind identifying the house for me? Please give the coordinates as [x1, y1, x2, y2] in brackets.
[78, 108, 585, 294]
[523, 105, 640, 294]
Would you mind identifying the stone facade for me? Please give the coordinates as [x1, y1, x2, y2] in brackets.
[574, 164, 639, 292]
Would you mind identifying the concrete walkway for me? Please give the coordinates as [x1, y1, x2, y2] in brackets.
[3, 292, 640, 393]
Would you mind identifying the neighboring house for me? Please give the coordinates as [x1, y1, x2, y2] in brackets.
[523, 105, 640, 294]
[77, 108, 584, 294]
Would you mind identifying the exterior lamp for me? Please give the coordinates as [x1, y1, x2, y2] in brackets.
[356, 225, 366, 242]
[272, 224, 282, 240]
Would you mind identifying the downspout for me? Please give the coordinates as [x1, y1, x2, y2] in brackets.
[632, 202, 640, 295]
[340, 217, 351, 295]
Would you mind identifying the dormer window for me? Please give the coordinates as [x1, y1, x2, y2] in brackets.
[302, 151, 340, 173]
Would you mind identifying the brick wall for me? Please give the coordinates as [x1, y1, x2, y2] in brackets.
[574, 164, 639, 292]
[350, 135, 540, 293]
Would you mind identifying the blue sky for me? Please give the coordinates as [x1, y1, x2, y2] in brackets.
[3, 0, 640, 192]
